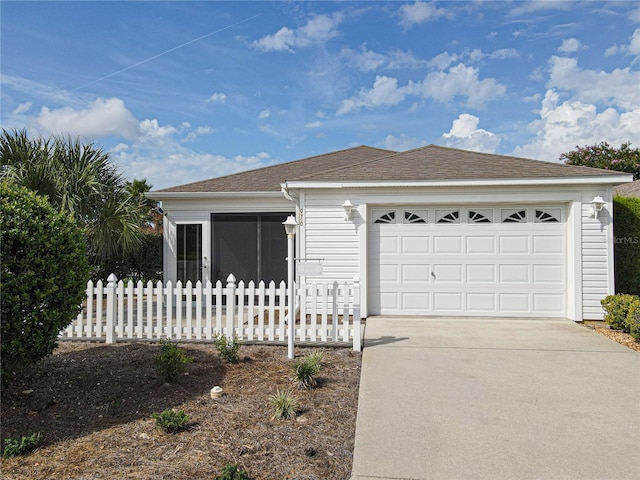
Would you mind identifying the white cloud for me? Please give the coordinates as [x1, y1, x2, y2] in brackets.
[428, 51, 458, 70]
[441, 113, 501, 153]
[488, 48, 519, 60]
[35, 97, 140, 140]
[305, 121, 322, 128]
[337, 76, 410, 115]
[206, 92, 227, 104]
[399, 1, 449, 29]
[258, 108, 271, 119]
[629, 28, 640, 55]
[182, 126, 215, 143]
[548, 55, 640, 110]
[419, 64, 507, 109]
[139, 119, 178, 144]
[382, 133, 427, 151]
[512, 89, 640, 161]
[605, 44, 619, 57]
[508, 1, 571, 17]
[558, 38, 581, 53]
[338, 63, 506, 115]
[12, 102, 32, 115]
[342, 45, 428, 72]
[252, 13, 344, 52]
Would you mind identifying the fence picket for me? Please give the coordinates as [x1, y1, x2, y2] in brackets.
[205, 281, 213, 340]
[247, 281, 255, 341]
[237, 281, 245, 338]
[258, 281, 265, 341]
[278, 281, 286, 342]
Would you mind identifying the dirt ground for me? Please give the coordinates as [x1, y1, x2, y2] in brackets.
[1, 342, 362, 480]
[589, 324, 640, 352]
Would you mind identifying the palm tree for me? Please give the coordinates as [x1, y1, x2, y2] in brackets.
[1, 129, 147, 267]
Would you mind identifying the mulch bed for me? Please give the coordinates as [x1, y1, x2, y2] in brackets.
[1, 342, 362, 480]
[588, 325, 640, 352]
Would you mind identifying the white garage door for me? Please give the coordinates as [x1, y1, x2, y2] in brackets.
[368, 206, 566, 317]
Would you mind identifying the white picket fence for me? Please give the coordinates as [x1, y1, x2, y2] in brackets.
[60, 273, 362, 351]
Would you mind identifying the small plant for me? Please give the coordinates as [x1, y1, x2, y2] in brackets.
[154, 338, 193, 382]
[269, 388, 301, 420]
[3, 432, 41, 458]
[215, 463, 251, 480]
[214, 332, 241, 364]
[626, 301, 640, 341]
[151, 409, 189, 433]
[291, 350, 323, 390]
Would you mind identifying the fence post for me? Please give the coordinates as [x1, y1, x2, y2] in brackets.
[225, 273, 236, 339]
[105, 273, 117, 344]
[352, 274, 362, 352]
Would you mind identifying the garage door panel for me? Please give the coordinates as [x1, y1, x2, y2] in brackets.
[402, 236, 429, 254]
[499, 293, 530, 312]
[533, 236, 564, 254]
[467, 264, 496, 283]
[434, 293, 463, 312]
[433, 236, 463, 254]
[533, 294, 565, 313]
[499, 264, 530, 283]
[499, 236, 529, 254]
[466, 236, 496, 254]
[466, 293, 497, 312]
[401, 292, 430, 311]
[401, 264, 431, 282]
[433, 264, 463, 282]
[533, 264, 564, 283]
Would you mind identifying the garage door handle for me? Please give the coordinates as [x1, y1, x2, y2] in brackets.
[431, 271, 436, 280]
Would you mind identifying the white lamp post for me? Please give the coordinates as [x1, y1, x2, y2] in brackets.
[283, 215, 298, 359]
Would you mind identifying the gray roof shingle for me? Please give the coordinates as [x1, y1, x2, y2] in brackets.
[614, 180, 640, 197]
[154, 144, 629, 194]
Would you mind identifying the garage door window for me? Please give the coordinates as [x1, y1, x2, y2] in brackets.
[468, 209, 493, 223]
[436, 210, 460, 223]
[403, 210, 428, 224]
[535, 209, 560, 223]
[502, 209, 527, 223]
[373, 210, 397, 224]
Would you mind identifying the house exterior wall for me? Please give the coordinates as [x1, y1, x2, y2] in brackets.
[160, 195, 294, 284]
[299, 184, 615, 320]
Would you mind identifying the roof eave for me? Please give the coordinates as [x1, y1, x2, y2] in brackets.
[282, 175, 634, 189]
[146, 191, 284, 200]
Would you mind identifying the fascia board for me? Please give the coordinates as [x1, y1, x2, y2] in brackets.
[282, 175, 634, 189]
[146, 191, 284, 200]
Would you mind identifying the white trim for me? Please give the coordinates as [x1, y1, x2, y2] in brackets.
[148, 191, 284, 200]
[283, 175, 633, 190]
[567, 195, 582, 321]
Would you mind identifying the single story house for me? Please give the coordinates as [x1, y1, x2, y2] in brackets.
[149, 145, 633, 321]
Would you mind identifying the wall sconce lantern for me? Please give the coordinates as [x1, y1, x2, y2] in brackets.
[342, 200, 354, 221]
[588, 196, 606, 219]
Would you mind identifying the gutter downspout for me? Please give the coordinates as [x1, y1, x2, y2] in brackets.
[281, 184, 301, 328]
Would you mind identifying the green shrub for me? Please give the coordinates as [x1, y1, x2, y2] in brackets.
[600, 294, 640, 332]
[269, 388, 301, 420]
[625, 301, 640, 341]
[214, 333, 241, 364]
[214, 463, 251, 480]
[1, 182, 89, 386]
[151, 409, 189, 433]
[3, 432, 41, 458]
[154, 338, 193, 382]
[613, 196, 640, 296]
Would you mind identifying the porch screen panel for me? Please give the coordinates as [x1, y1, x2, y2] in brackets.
[212, 213, 291, 283]
[212, 215, 258, 283]
[177, 224, 202, 284]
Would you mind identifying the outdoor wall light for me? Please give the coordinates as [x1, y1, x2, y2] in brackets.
[342, 200, 354, 221]
[588, 196, 606, 219]
[283, 215, 298, 236]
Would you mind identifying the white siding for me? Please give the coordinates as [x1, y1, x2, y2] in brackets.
[581, 189, 614, 320]
[301, 193, 361, 282]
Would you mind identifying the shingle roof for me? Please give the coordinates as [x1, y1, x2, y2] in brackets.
[155, 146, 395, 193]
[154, 144, 629, 194]
[614, 180, 640, 197]
[292, 145, 630, 182]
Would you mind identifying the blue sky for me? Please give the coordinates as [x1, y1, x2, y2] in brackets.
[2, 1, 639, 189]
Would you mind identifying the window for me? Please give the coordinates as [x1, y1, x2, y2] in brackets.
[211, 213, 292, 283]
[403, 210, 427, 224]
[535, 209, 561, 223]
[374, 211, 396, 224]
[502, 209, 527, 223]
[177, 224, 202, 284]
[468, 209, 492, 223]
[436, 210, 460, 224]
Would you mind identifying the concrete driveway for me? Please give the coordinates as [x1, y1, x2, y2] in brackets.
[350, 317, 640, 480]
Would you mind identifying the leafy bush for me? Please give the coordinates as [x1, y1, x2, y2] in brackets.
[91, 229, 162, 282]
[151, 409, 189, 433]
[269, 388, 301, 420]
[625, 301, 640, 341]
[3, 432, 41, 458]
[1, 182, 89, 386]
[613, 196, 640, 296]
[214, 333, 241, 364]
[600, 294, 640, 332]
[154, 338, 193, 382]
[214, 463, 251, 480]
[292, 350, 323, 390]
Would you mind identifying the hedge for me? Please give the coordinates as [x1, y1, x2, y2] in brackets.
[613, 196, 640, 296]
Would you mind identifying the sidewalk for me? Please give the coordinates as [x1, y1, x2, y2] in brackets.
[350, 317, 640, 480]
